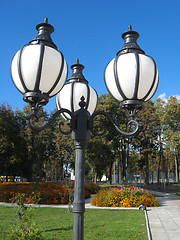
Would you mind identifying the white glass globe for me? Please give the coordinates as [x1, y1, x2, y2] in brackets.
[104, 52, 159, 104]
[11, 44, 68, 97]
[56, 81, 98, 120]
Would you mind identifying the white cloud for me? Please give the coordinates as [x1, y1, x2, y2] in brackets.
[157, 93, 180, 102]
[157, 93, 167, 102]
[175, 94, 180, 100]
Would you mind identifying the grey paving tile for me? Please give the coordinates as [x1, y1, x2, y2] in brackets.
[147, 191, 180, 240]
[151, 234, 169, 240]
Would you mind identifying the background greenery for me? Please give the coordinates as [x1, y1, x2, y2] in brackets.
[0, 94, 179, 184]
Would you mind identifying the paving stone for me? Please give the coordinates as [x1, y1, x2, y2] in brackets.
[147, 191, 180, 240]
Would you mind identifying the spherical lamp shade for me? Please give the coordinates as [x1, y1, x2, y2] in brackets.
[10, 19, 68, 109]
[104, 26, 159, 111]
[56, 59, 98, 120]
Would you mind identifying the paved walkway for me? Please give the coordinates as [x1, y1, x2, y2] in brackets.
[147, 190, 180, 240]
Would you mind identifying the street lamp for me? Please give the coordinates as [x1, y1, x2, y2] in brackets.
[10, 18, 68, 110]
[104, 25, 159, 116]
[10, 20, 158, 240]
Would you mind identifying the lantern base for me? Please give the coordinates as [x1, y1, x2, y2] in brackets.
[23, 92, 49, 110]
[120, 99, 144, 116]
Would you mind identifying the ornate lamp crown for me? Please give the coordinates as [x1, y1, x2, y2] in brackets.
[117, 25, 145, 55]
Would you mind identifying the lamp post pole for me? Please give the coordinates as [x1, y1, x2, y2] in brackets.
[72, 100, 90, 240]
[73, 140, 86, 240]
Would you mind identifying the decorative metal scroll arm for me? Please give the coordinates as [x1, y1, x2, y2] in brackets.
[89, 111, 139, 137]
[27, 108, 73, 133]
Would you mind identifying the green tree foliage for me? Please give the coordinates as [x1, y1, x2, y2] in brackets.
[93, 94, 129, 183]
[0, 104, 28, 179]
[153, 98, 167, 183]
[22, 105, 53, 181]
[22, 106, 73, 181]
[52, 114, 73, 180]
[86, 138, 113, 182]
[164, 96, 180, 182]
[132, 101, 159, 184]
[0, 94, 179, 183]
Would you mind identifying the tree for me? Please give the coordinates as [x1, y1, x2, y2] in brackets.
[164, 96, 180, 182]
[22, 105, 55, 181]
[91, 94, 131, 183]
[52, 114, 73, 180]
[0, 104, 28, 179]
[15, 105, 74, 181]
[86, 138, 113, 182]
[154, 98, 167, 183]
[132, 101, 159, 184]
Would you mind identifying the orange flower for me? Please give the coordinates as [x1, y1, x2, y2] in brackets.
[91, 187, 160, 208]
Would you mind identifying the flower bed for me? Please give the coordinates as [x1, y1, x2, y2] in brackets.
[0, 181, 99, 205]
[90, 186, 160, 207]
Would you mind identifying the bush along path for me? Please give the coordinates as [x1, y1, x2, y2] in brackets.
[90, 186, 160, 208]
[0, 183, 160, 208]
[0, 181, 99, 205]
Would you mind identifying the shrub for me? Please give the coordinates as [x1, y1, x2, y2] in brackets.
[84, 182, 100, 194]
[0, 181, 99, 205]
[9, 193, 45, 240]
[90, 186, 160, 207]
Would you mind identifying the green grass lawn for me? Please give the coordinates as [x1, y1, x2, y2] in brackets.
[0, 206, 148, 240]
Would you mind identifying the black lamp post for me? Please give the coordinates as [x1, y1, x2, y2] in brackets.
[10, 20, 159, 240]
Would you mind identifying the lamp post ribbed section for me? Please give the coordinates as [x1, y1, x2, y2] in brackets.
[72, 102, 90, 240]
[73, 141, 86, 240]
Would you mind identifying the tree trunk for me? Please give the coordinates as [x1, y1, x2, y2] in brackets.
[117, 155, 120, 184]
[59, 159, 63, 180]
[175, 152, 179, 183]
[165, 154, 168, 181]
[157, 158, 161, 184]
[151, 172, 153, 184]
[109, 162, 113, 185]
[144, 152, 149, 184]
[94, 172, 97, 184]
[121, 149, 126, 183]
[113, 161, 116, 183]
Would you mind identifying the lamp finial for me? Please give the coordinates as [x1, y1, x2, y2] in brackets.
[128, 25, 132, 31]
[79, 96, 86, 109]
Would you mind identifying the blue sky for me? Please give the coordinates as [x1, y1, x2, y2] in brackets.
[1, 0, 180, 112]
